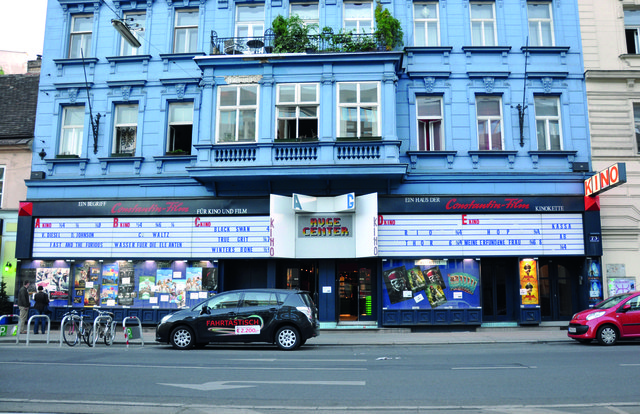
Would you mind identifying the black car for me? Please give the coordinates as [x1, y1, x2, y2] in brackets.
[156, 289, 319, 350]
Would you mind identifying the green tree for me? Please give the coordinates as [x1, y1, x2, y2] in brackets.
[272, 15, 316, 53]
[374, 2, 404, 51]
[0, 279, 13, 316]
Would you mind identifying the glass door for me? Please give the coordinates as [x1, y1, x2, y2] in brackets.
[337, 260, 376, 322]
[539, 258, 580, 321]
[481, 257, 518, 322]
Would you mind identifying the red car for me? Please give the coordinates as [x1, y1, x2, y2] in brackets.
[568, 291, 640, 345]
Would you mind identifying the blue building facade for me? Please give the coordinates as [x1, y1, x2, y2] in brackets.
[16, 0, 602, 328]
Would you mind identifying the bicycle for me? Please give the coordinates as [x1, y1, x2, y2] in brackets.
[61, 310, 93, 347]
[91, 310, 116, 346]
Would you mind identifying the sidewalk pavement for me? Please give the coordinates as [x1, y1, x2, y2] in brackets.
[1, 325, 572, 347]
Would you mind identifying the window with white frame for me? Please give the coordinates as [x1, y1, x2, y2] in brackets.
[69, 15, 93, 58]
[633, 103, 640, 153]
[59, 106, 85, 156]
[291, 3, 319, 34]
[476, 96, 503, 150]
[414, 3, 439, 47]
[113, 104, 138, 155]
[338, 82, 379, 139]
[344, 2, 373, 33]
[0, 166, 4, 208]
[120, 12, 146, 56]
[236, 5, 265, 38]
[276, 84, 319, 140]
[174, 9, 198, 53]
[625, 10, 640, 54]
[470, 2, 496, 46]
[534, 96, 562, 150]
[528, 2, 554, 47]
[417, 97, 443, 151]
[167, 102, 193, 154]
[217, 85, 259, 143]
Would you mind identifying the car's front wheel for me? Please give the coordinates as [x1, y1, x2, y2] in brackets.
[596, 325, 618, 346]
[170, 326, 195, 350]
[275, 326, 300, 350]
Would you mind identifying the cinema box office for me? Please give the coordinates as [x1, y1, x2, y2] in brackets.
[13, 193, 602, 327]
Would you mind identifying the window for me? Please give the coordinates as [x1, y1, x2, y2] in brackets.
[528, 2, 554, 47]
[338, 82, 379, 138]
[236, 5, 265, 38]
[174, 9, 198, 53]
[276, 84, 319, 140]
[625, 10, 640, 54]
[470, 2, 496, 46]
[291, 3, 319, 34]
[113, 104, 138, 155]
[167, 102, 193, 154]
[344, 2, 373, 33]
[476, 96, 503, 150]
[217, 85, 259, 143]
[534, 96, 562, 150]
[120, 12, 145, 56]
[414, 3, 439, 47]
[0, 166, 5, 208]
[60, 106, 85, 156]
[241, 292, 278, 307]
[69, 15, 93, 58]
[417, 97, 443, 151]
[633, 103, 640, 153]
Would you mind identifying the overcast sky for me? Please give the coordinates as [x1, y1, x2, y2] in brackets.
[0, 0, 48, 59]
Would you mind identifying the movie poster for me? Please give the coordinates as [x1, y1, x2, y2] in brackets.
[36, 267, 69, 300]
[84, 286, 99, 307]
[202, 267, 218, 292]
[139, 276, 155, 300]
[101, 285, 118, 305]
[382, 266, 410, 305]
[519, 259, 539, 305]
[186, 267, 203, 291]
[424, 267, 447, 308]
[117, 261, 135, 306]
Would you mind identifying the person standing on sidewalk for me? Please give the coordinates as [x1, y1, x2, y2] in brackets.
[17, 280, 30, 334]
[33, 286, 50, 334]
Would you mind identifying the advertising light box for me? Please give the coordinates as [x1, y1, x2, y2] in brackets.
[32, 216, 271, 258]
[378, 213, 585, 256]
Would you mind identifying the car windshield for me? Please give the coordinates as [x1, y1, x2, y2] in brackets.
[594, 293, 633, 309]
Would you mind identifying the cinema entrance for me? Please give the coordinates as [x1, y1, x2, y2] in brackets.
[337, 259, 377, 323]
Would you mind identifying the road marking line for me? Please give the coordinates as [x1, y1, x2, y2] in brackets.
[0, 361, 366, 371]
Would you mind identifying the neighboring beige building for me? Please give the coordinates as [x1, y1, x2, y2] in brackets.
[579, 0, 640, 296]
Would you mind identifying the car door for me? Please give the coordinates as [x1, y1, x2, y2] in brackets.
[194, 291, 241, 342]
[235, 291, 280, 342]
[618, 295, 640, 337]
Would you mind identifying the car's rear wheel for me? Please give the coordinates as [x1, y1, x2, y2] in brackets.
[170, 326, 195, 350]
[596, 325, 618, 346]
[275, 326, 300, 350]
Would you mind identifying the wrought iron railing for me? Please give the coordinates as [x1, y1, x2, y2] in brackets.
[210, 29, 384, 56]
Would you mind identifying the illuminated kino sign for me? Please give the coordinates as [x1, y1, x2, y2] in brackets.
[585, 163, 627, 197]
[32, 216, 271, 258]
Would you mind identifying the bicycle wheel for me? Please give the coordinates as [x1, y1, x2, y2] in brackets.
[82, 322, 94, 347]
[104, 322, 115, 346]
[62, 320, 79, 347]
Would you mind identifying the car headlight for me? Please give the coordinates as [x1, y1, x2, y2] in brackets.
[160, 314, 173, 324]
[586, 311, 606, 321]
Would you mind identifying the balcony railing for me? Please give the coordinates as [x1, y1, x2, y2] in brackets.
[210, 29, 384, 56]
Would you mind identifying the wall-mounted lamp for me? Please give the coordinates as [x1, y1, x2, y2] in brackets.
[4, 262, 12, 272]
[112, 19, 141, 48]
[39, 140, 47, 160]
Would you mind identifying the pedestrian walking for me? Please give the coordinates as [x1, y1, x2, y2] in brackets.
[33, 286, 50, 334]
[17, 280, 30, 334]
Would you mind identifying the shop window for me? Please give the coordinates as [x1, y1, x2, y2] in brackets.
[476, 96, 503, 150]
[337, 82, 380, 139]
[167, 102, 193, 154]
[217, 85, 259, 143]
[69, 14, 93, 58]
[534, 96, 562, 150]
[413, 2, 439, 47]
[470, 2, 496, 46]
[416, 96, 443, 151]
[276, 83, 319, 140]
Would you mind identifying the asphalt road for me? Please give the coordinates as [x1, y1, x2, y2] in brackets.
[0, 341, 639, 413]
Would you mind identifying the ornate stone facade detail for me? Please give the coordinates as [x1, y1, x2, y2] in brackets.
[541, 77, 553, 93]
[68, 88, 79, 103]
[224, 75, 262, 84]
[175, 83, 186, 99]
[483, 77, 495, 93]
[424, 77, 436, 93]
[121, 85, 132, 101]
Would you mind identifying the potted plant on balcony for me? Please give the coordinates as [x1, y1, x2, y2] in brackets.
[374, 1, 403, 51]
[272, 15, 316, 53]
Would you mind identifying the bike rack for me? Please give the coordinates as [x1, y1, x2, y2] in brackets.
[122, 316, 144, 348]
[26, 315, 51, 346]
[92, 315, 117, 347]
[0, 314, 19, 344]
